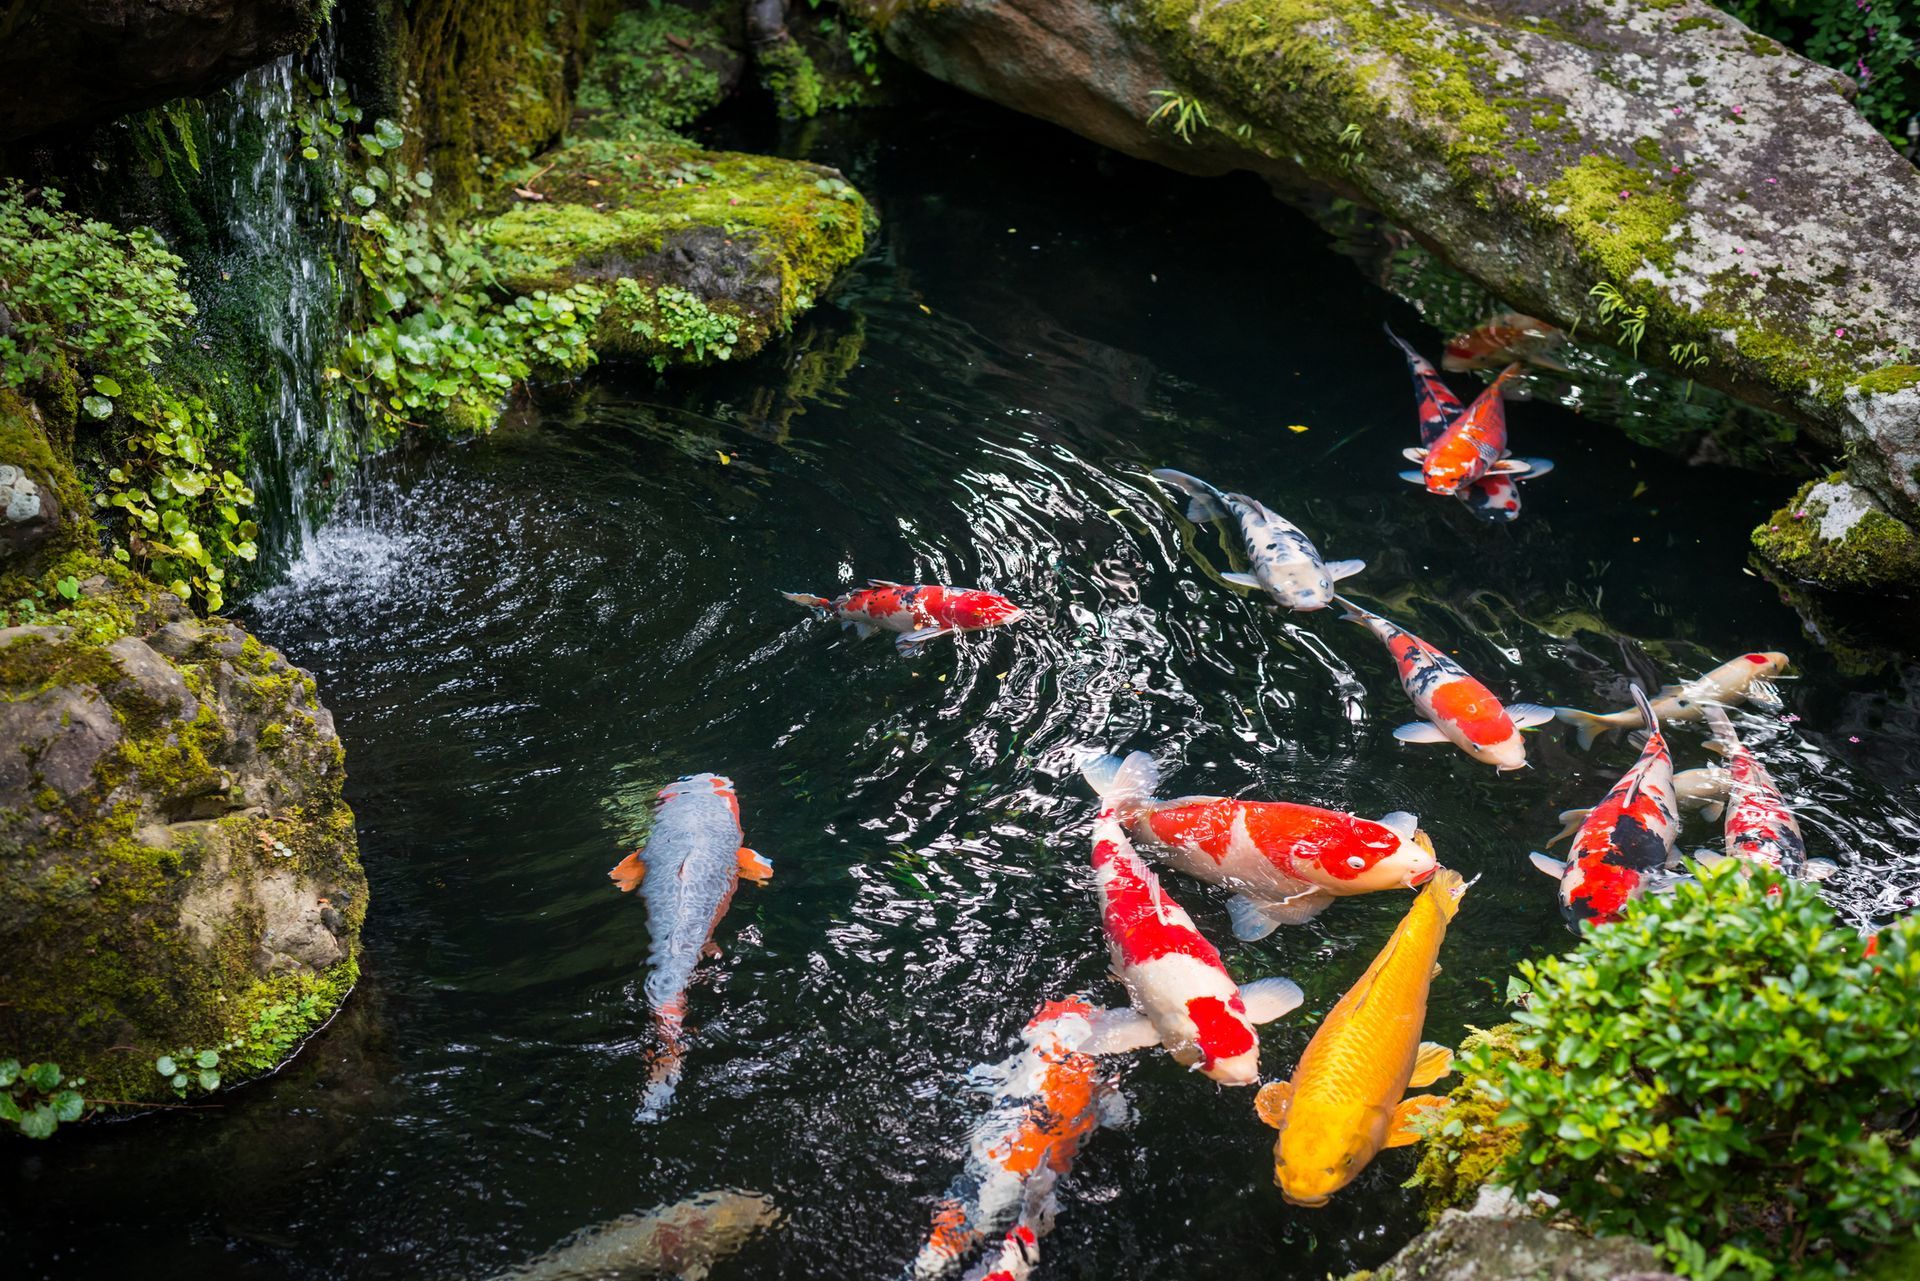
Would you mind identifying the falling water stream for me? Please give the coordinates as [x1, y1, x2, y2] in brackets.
[7, 87, 1920, 1281]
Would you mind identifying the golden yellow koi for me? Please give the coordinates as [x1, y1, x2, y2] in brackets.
[1254, 868, 1467, 1206]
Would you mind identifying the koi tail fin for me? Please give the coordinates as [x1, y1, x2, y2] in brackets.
[1553, 707, 1619, 752]
[637, 1000, 687, 1123]
[1423, 866, 1469, 922]
[1078, 749, 1160, 819]
[1630, 684, 1660, 738]
[780, 590, 832, 617]
[1331, 593, 1372, 625]
[1149, 468, 1229, 522]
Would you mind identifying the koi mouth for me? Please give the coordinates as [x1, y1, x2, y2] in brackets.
[1280, 1189, 1330, 1208]
[1408, 866, 1437, 887]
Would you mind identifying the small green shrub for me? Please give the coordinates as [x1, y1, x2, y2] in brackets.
[1720, 1, 1917, 149]
[579, 3, 729, 128]
[1408, 1024, 1546, 1221]
[0, 1059, 87, 1139]
[0, 183, 197, 392]
[1493, 863, 1920, 1278]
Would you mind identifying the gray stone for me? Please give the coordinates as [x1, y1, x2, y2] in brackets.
[1365, 1185, 1676, 1281]
[104, 635, 200, 724]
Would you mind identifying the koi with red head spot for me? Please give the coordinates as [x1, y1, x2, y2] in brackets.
[1085, 752, 1305, 1086]
[1530, 687, 1684, 930]
[1335, 596, 1554, 771]
[1399, 365, 1549, 497]
[1556, 651, 1791, 750]
[781, 580, 1026, 655]
[1080, 749, 1436, 937]
[1701, 706, 1837, 882]
[1385, 326, 1552, 522]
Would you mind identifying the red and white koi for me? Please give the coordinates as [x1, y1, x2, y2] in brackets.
[1529, 687, 1683, 930]
[907, 997, 1120, 1281]
[782, 580, 1026, 655]
[1399, 365, 1550, 497]
[1150, 469, 1364, 610]
[1701, 706, 1835, 880]
[1385, 326, 1551, 524]
[1441, 311, 1568, 373]
[1080, 750, 1436, 937]
[1088, 752, 1305, 1085]
[1555, 651, 1790, 750]
[1335, 596, 1554, 771]
[609, 774, 773, 1118]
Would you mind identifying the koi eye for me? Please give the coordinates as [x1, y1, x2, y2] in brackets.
[1347, 856, 1367, 870]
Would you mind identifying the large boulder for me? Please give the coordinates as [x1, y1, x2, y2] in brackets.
[0, 596, 365, 1113]
[851, 0, 1920, 524]
[0, 0, 326, 143]
[1350, 1186, 1677, 1281]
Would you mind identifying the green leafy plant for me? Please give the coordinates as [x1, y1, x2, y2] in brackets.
[0, 1059, 87, 1139]
[1147, 90, 1210, 143]
[155, 1048, 221, 1098]
[1589, 281, 1650, 359]
[579, 2, 730, 128]
[234, 991, 328, 1074]
[1338, 122, 1367, 170]
[615, 279, 741, 370]
[1670, 339, 1710, 370]
[1489, 864, 1920, 1279]
[0, 183, 197, 391]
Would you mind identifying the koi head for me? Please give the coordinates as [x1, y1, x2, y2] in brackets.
[1022, 997, 1096, 1053]
[952, 591, 1026, 630]
[1745, 651, 1791, 679]
[1259, 1084, 1377, 1206]
[1305, 823, 1437, 893]
[1469, 731, 1529, 771]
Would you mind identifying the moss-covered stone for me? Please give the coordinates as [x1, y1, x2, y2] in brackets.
[1752, 473, 1920, 592]
[480, 122, 874, 370]
[1406, 1025, 1542, 1222]
[0, 597, 365, 1116]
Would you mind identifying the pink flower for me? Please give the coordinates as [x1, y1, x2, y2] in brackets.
[1735, 247, 1744, 253]
[1837, 327, 1848, 337]
[1732, 105, 1744, 115]
[1766, 177, 1778, 184]
[1793, 509, 1809, 519]
[1619, 190, 1632, 200]
[1784, 713, 1802, 723]
[1672, 106, 1683, 117]
[1850, 735, 1861, 744]
[1672, 165, 1682, 174]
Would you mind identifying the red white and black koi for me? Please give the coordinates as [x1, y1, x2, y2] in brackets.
[1701, 706, 1834, 880]
[1150, 469, 1363, 610]
[782, 581, 1026, 655]
[1336, 596, 1553, 771]
[1088, 752, 1305, 1085]
[608, 774, 773, 1117]
[1529, 687, 1683, 930]
[1386, 326, 1550, 524]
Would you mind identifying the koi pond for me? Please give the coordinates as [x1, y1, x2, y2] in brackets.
[8, 91, 1920, 1281]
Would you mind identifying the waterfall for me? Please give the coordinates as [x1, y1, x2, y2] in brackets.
[206, 45, 358, 575]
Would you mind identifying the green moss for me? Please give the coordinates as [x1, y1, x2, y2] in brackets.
[579, 4, 733, 129]
[1743, 31, 1784, 57]
[1674, 15, 1721, 33]
[759, 39, 826, 121]
[1407, 1025, 1542, 1222]
[1546, 154, 1688, 277]
[1752, 473, 1920, 591]
[1852, 363, 1920, 396]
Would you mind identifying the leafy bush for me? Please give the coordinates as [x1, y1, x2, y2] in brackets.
[0, 1059, 86, 1139]
[1490, 863, 1920, 1278]
[1721, 1, 1918, 149]
[579, 3, 729, 128]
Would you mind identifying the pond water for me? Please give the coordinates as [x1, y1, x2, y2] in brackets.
[9, 89, 1920, 1281]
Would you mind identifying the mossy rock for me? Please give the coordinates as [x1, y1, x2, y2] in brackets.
[0, 597, 365, 1116]
[480, 123, 875, 369]
[0, 382, 90, 575]
[1406, 1024, 1542, 1223]
[1752, 473, 1920, 592]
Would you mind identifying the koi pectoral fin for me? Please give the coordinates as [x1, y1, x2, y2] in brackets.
[1385, 1095, 1448, 1147]
[609, 851, 647, 892]
[1546, 809, 1591, 848]
[1408, 1042, 1455, 1089]
[1239, 976, 1305, 1024]
[1254, 1081, 1293, 1130]
[1509, 457, 1555, 479]
[1402, 447, 1429, 463]
[1393, 721, 1451, 745]
[1398, 470, 1427, 485]
[1220, 571, 1263, 590]
[1228, 888, 1331, 939]
[737, 847, 774, 883]
[896, 625, 955, 654]
[1528, 851, 1568, 879]
[1507, 702, 1557, 730]
[1084, 1008, 1162, 1055]
[1324, 559, 1366, 582]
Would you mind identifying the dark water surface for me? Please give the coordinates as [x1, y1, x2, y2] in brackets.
[10, 94, 1920, 1281]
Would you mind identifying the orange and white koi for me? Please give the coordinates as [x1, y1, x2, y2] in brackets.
[1529, 687, 1683, 929]
[1441, 311, 1567, 373]
[1701, 706, 1836, 881]
[1151, 469, 1364, 610]
[1254, 869, 1467, 1207]
[782, 580, 1026, 654]
[1398, 365, 1548, 497]
[1385, 326, 1551, 524]
[1555, 651, 1790, 750]
[1080, 750, 1435, 937]
[907, 997, 1121, 1280]
[608, 774, 773, 1117]
[1087, 752, 1305, 1085]
[1335, 596, 1553, 771]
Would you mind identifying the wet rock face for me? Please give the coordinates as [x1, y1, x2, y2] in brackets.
[1357, 1186, 1678, 1281]
[0, 0, 324, 142]
[0, 597, 366, 1108]
[855, 0, 1920, 524]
